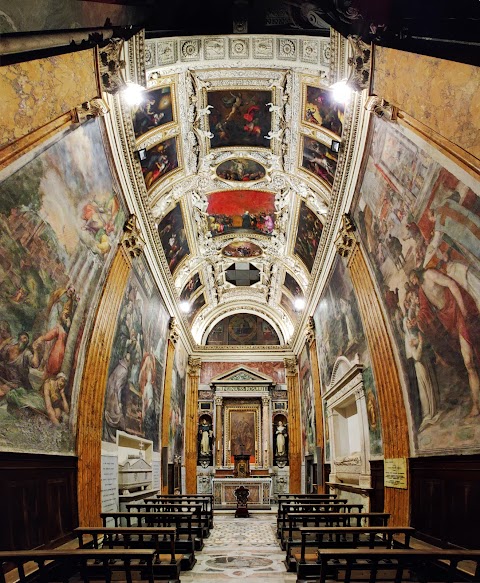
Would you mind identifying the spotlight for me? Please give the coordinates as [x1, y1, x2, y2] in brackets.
[293, 298, 306, 311]
[136, 148, 147, 161]
[330, 79, 353, 104]
[122, 82, 146, 107]
[330, 140, 341, 154]
[180, 301, 191, 313]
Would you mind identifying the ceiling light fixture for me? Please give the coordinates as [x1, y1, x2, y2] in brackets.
[180, 301, 191, 313]
[330, 79, 353, 104]
[293, 298, 306, 311]
[122, 82, 146, 107]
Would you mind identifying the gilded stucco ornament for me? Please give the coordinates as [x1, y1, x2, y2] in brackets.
[121, 215, 144, 260]
[99, 38, 127, 94]
[335, 214, 358, 259]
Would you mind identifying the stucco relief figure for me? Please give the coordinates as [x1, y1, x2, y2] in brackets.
[275, 420, 287, 456]
[199, 418, 213, 455]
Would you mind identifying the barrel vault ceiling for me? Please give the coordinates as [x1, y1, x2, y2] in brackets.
[109, 30, 368, 352]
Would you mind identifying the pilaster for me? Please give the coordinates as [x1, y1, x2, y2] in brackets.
[284, 356, 301, 493]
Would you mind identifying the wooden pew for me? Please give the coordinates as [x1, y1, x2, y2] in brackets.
[277, 497, 346, 523]
[75, 526, 184, 578]
[0, 549, 156, 583]
[132, 500, 210, 538]
[312, 549, 480, 583]
[148, 495, 214, 529]
[125, 503, 205, 549]
[282, 512, 391, 551]
[286, 526, 414, 577]
[277, 503, 363, 538]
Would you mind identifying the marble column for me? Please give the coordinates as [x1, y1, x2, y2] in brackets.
[336, 214, 410, 525]
[185, 357, 202, 494]
[262, 395, 270, 468]
[215, 396, 223, 467]
[284, 357, 301, 493]
[77, 216, 143, 526]
[161, 319, 179, 494]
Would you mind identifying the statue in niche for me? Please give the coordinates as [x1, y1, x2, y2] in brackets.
[198, 417, 213, 455]
[275, 420, 287, 456]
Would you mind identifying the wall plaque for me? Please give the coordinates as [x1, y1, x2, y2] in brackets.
[384, 458, 408, 489]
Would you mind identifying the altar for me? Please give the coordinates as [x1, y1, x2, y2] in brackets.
[213, 477, 272, 509]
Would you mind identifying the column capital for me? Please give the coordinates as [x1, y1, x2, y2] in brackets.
[188, 356, 202, 377]
[99, 38, 127, 94]
[214, 395, 223, 406]
[346, 35, 372, 92]
[262, 395, 270, 406]
[169, 317, 179, 344]
[284, 357, 298, 376]
[305, 316, 316, 345]
[120, 214, 144, 263]
[335, 213, 358, 263]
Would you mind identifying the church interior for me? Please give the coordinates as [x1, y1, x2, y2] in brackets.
[0, 1, 479, 581]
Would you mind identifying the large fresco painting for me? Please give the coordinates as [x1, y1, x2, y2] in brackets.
[132, 86, 174, 138]
[314, 256, 383, 456]
[303, 85, 344, 137]
[301, 136, 338, 188]
[294, 202, 323, 272]
[354, 116, 480, 453]
[207, 190, 275, 237]
[103, 258, 170, 451]
[216, 158, 266, 182]
[206, 314, 280, 345]
[299, 344, 316, 456]
[170, 338, 187, 462]
[0, 120, 125, 454]
[140, 137, 179, 190]
[200, 361, 285, 385]
[207, 90, 272, 149]
[158, 204, 190, 275]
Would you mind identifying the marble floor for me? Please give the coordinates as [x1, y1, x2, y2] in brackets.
[181, 512, 296, 582]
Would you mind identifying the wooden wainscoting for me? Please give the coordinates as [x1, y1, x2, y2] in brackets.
[0, 453, 78, 550]
[410, 454, 480, 548]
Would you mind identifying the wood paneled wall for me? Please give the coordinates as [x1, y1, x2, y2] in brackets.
[0, 453, 77, 550]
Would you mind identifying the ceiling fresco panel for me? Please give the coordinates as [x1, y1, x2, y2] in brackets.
[158, 203, 190, 275]
[131, 85, 175, 139]
[216, 158, 266, 182]
[207, 90, 273, 149]
[301, 135, 338, 189]
[302, 85, 345, 138]
[140, 136, 179, 191]
[180, 272, 201, 302]
[207, 190, 275, 237]
[294, 201, 324, 273]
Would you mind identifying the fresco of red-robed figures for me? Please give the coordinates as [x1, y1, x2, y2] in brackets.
[0, 120, 125, 454]
[353, 116, 480, 454]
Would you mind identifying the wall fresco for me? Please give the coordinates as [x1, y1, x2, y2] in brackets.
[207, 90, 272, 149]
[103, 258, 170, 451]
[354, 116, 480, 453]
[200, 361, 285, 385]
[299, 344, 316, 456]
[0, 120, 124, 453]
[206, 314, 280, 345]
[294, 201, 323, 272]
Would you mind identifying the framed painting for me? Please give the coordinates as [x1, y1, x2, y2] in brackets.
[301, 135, 338, 188]
[302, 84, 345, 138]
[207, 90, 272, 149]
[207, 190, 275, 237]
[180, 273, 201, 302]
[158, 203, 190, 275]
[284, 272, 303, 298]
[140, 136, 179, 191]
[294, 201, 323, 272]
[222, 241, 263, 258]
[187, 293, 205, 323]
[132, 85, 175, 139]
[216, 158, 266, 182]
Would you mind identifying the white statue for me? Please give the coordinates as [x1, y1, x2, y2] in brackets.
[199, 419, 213, 455]
[275, 421, 287, 456]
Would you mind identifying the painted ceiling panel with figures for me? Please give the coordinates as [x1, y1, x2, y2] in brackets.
[121, 31, 362, 347]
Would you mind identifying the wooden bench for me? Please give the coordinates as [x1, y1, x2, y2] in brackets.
[147, 495, 214, 529]
[75, 526, 184, 578]
[277, 502, 361, 538]
[0, 548, 156, 583]
[286, 526, 414, 577]
[282, 512, 391, 551]
[130, 501, 210, 538]
[310, 549, 480, 583]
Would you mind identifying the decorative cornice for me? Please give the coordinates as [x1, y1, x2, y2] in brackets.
[346, 35, 372, 92]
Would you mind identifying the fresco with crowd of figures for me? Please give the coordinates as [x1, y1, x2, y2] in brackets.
[206, 314, 280, 345]
[314, 256, 382, 456]
[0, 120, 125, 454]
[294, 201, 324, 272]
[170, 337, 187, 462]
[158, 204, 190, 275]
[103, 257, 170, 451]
[299, 344, 316, 456]
[354, 117, 480, 454]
